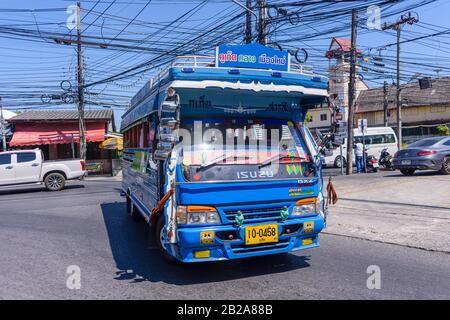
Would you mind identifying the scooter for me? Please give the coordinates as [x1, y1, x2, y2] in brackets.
[379, 148, 394, 170]
[365, 153, 379, 173]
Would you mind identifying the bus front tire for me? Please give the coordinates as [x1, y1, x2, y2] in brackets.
[155, 214, 178, 264]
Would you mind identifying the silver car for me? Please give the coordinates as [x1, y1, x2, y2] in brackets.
[393, 136, 450, 175]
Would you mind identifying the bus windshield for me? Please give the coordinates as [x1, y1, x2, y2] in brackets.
[179, 118, 316, 182]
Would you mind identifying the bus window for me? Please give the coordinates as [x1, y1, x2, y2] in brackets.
[384, 134, 395, 143]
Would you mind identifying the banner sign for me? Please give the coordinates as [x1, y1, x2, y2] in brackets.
[215, 44, 290, 72]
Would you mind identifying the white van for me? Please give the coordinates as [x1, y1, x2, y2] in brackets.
[323, 127, 398, 167]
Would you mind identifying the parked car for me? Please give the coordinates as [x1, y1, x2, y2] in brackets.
[0, 149, 85, 191]
[323, 126, 398, 168]
[393, 136, 450, 175]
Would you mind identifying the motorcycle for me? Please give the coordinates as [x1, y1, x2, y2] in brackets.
[379, 148, 394, 170]
[365, 153, 379, 173]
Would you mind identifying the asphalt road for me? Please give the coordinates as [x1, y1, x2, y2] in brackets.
[0, 179, 449, 299]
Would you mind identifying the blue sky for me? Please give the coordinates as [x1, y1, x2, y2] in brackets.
[1, 0, 450, 129]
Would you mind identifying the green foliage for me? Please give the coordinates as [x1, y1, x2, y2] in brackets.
[304, 112, 312, 124]
[436, 125, 450, 136]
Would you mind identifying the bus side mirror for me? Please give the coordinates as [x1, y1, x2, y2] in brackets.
[161, 100, 178, 113]
[154, 95, 180, 161]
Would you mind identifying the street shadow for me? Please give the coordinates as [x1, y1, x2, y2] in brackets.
[101, 202, 311, 285]
[383, 170, 442, 178]
[0, 184, 84, 196]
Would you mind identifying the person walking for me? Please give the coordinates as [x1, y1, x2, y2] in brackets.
[353, 139, 365, 173]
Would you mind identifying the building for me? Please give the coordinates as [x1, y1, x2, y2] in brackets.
[0, 109, 16, 152]
[307, 38, 368, 133]
[8, 110, 117, 175]
[326, 38, 368, 109]
[355, 77, 450, 143]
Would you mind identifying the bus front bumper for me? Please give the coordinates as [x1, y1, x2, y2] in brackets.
[173, 216, 324, 263]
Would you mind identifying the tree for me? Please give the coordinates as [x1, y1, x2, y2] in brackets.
[436, 124, 450, 136]
[304, 112, 312, 124]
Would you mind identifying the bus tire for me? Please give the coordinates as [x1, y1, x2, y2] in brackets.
[155, 214, 178, 263]
[334, 156, 346, 168]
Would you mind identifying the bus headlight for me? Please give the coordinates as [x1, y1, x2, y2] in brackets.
[176, 206, 221, 225]
[292, 198, 320, 216]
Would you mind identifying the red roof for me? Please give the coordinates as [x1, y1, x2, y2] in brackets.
[334, 38, 352, 51]
[9, 122, 106, 147]
[326, 37, 361, 58]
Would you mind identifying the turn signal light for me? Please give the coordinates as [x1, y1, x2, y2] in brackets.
[295, 198, 316, 205]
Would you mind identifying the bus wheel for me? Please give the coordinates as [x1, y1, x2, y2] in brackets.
[126, 194, 140, 221]
[334, 156, 346, 168]
[156, 214, 178, 263]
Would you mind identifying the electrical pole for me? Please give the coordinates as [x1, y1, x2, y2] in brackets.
[346, 9, 357, 175]
[383, 80, 389, 127]
[245, 0, 253, 43]
[77, 0, 87, 160]
[257, 0, 267, 45]
[383, 12, 418, 150]
[0, 97, 7, 152]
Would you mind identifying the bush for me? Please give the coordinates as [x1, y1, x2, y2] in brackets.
[436, 124, 450, 136]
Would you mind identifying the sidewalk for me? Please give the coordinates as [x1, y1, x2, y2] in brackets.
[324, 170, 450, 253]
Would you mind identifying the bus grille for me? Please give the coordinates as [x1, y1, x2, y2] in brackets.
[223, 206, 285, 224]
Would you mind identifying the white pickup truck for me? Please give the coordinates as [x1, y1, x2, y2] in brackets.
[0, 149, 85, 191]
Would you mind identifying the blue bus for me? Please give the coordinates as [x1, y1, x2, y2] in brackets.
[121, 44, 329, 263]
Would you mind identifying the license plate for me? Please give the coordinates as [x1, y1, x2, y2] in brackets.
[401, 160, 411, 165]
[373, 163, 379, 168]
[245, 224, 278, 245]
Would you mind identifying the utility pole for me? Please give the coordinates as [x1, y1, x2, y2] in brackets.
[383, 80, 389, 127]
[346, 9, 357, 175]
[76, 0, 87, 160]
[383, 12, 418, 150]
[257, 0, 267, 45]
[245, 0, 253, 44]
[0, 97, 7, 151]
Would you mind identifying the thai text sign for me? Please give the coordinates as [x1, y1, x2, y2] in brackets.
[216, 44, 290, 72]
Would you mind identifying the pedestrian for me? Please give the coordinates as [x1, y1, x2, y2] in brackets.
[353, 138, 365, 173]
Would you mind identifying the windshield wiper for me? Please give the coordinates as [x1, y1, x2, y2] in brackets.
[196, 154, 250, 172]
[258, 154, 306, 169]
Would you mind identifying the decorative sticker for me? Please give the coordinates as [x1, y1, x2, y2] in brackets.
[286, 164, 303, 176]
[288, 187, 314, 197]
[304, 221, 315, 233]
[200, 231, 214, 244]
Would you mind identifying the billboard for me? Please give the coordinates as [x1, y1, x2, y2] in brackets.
[215, 44, 290, 72]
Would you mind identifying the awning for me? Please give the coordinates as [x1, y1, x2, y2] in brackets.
[9, 122, 106, 147]
[99, 137, 123, 150]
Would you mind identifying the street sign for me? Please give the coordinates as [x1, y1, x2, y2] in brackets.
[358, 119, 368, 135]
